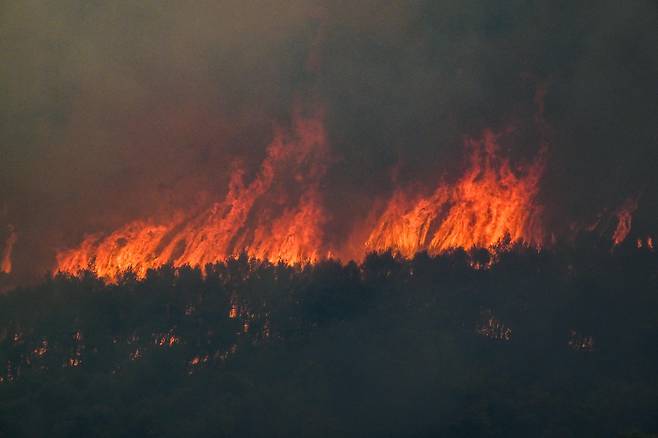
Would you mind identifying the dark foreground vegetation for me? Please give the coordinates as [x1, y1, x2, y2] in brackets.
[1, 243, 657, 438]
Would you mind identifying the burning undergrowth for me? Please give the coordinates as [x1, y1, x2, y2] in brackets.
[50, 109, 650, 285]
[56, 110, 331, 281]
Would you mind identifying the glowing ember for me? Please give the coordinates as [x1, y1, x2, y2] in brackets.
[477, 310, 512, 341]
[636, 236, 653, 250]
[366, 130, 545, 256]
[612, 199, 637, 246]
[568, 330, 594, 352]
[1, 226, 17, 274]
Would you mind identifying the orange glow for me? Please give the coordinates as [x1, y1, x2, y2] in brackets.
[1, 226, 17, 274]
[636, 236, 653, 250]
[33, 340, 48, 358]
[56, 122, 550, 280]
[612, 199, 637, 246]
[366, 130, 545, 257]
[129, 348, 141, 361]
[56, 111, 329, 281]
[155, 331, 180, 347]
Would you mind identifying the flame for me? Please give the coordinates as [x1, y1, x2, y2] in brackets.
[366, 130, 545, 256]
[636, 236, 653, 250]
[56, 111, 328, 281]
[1, 226, 17, 274]
[56, 121, 549, 281]
[612, 199, 637, 246]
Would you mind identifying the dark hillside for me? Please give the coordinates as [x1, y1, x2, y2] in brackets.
[1, 245, 657, 437]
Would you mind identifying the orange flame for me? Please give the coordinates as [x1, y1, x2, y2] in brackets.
[612, 199, 637, 246]
[56, 122, 548, 281]
[1, 226, 17, 274]
[366, 130, 545, 256]
[56, 112, 329, 281]
[636, 236, 653, 250]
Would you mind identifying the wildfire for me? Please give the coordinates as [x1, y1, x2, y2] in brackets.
[56, 122, 553, 281]
[365, 130, 545, 256]
[56, 111, 329, 281]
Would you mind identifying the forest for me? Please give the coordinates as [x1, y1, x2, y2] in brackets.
[0, 241, 657, 437]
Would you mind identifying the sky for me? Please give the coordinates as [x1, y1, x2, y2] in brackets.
[1, 0, 657, 281]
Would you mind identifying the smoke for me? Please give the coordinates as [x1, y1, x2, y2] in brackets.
[1, 0, 656, 282]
